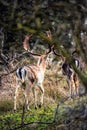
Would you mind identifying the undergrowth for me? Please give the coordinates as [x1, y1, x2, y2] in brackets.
[0, 101, 56, 130]
[0, 95, 87, 130]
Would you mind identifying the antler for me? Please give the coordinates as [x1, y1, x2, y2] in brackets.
[46, 30, 52, 40]
[52, 47, 64, 60]
[72, 49, 79, 56]
[23, 34, 41, 56]
[23, 34, 32, 51]
[46, 30, 53, 54]
[23, 34, 52, 56]
[46, 30, 65, 60]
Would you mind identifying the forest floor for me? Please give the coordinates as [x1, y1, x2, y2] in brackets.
[0, 65, 86, 130]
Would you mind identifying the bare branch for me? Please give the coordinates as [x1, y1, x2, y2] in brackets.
[10, 0, 18, 20]
[9, 121, 53, 130]
[0, 0, 9, 6]
[79, 4, 87, 12]
[21, 105, 25, 130]
[0, 27, 4, 53]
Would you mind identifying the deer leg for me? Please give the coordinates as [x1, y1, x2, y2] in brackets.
[67, 72, 75, 98]
[24, 82, 31, 110]
[32, 86, 38, 109]
[37, 83, 44, 108]
[32, 81, 38, 109]
[67, 78, 72, 98]
[71, 80, 75, 97]
[74, 74, 79, 96]
[75, 80, 79, 96]
[69, 81, 73, 98]
[24, 91, 29, 110]
[14, 81, 20, 111]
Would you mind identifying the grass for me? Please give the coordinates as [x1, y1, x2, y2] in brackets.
[0, 95, 87, 130]
[0, 76, 68, 130]
[0, 75, 69, 130]
[0, 99, 13, 113]
[0, 99, 56, 130]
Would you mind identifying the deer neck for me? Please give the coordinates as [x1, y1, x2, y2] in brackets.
[39, 61, 47, 72]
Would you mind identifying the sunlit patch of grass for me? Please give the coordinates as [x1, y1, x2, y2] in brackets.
[0, 105, 56, 130]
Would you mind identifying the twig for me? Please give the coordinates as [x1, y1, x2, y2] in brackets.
[21, 105, 25, 130]
[0, 51, 29, 77]
[0, 0, 9, 6]
[53, 96, 70, 122]
[0, 67, 17, 77]
[9, 121, 53, 130]
[79, 4, 87, 12]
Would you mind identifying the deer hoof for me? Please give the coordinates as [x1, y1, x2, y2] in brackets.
[13, 109, 16, 113]
[38, 104, 42, 108]
[35, 106, 38, 109]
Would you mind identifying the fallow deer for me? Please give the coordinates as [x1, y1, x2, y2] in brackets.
[14, 34, 53, 111]
[46, 29, 81, 98]
[53, 48, 81, 98]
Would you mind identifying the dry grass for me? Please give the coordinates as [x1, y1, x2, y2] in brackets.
[0, 99, 13, 112]
[0, 59, 69, 111]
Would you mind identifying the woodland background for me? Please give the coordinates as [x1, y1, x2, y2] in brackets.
[0, 0, 87, 130]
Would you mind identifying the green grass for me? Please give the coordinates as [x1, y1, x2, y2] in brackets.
[1, 95, 87, 130]
[0, 102, 56, 130]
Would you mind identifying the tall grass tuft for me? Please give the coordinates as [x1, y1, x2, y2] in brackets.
[0, 99, 13, 113]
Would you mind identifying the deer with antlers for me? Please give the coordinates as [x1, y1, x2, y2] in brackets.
[53, 47, 81, 98]
[46, 30, 81, 98]
[14, 34, 53, 111]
